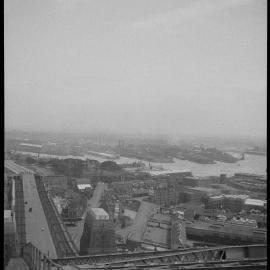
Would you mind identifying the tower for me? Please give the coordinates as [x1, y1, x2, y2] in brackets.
[80, 208, 116, 255]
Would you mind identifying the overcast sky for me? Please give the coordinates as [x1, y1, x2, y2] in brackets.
[4, 0, 267, 138]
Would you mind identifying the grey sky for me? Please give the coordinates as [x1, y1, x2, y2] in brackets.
[4, 0, 267, 137]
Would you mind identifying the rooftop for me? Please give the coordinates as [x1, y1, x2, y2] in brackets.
[234, 173, 266, 179]
[244, 199, 266, 207]
[4, 210, 12, 219]
[77, 184, 92, 190]
[188, 187, 219, 193]
[19, 143, 43, 148]
[210, 194, 250, 200]
[89, 208, 109, 220]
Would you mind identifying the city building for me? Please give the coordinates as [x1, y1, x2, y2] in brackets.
[80, 208, 116, 255]
[205, 195, 266, 213]
[186, 220, 266, 245]
[244, 198, 266, 212]
[183, 187, 220, 203]
[43, 175, 68, 193]
[153, 184, 179, 206]
[182, 176, 217, 187]
[228, 173, 266, 194]
[77, 184, 92, 192]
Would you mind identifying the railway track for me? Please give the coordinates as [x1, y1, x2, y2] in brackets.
[35, 176, 78, 258]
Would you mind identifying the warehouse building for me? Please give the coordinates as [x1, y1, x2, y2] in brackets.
[43, 175, 68, 193]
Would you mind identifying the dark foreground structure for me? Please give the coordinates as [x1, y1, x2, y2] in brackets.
[80, 208, 116, 255]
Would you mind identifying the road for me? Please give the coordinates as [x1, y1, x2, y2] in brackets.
[5, 258, 29, 270]
[88, 181, 106, 208]
[67, 182, 106, 250]
[116, 201, 159, 242]
[22, 173, 57, 258]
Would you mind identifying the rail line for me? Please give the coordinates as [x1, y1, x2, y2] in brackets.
[35, 176, 78, 258]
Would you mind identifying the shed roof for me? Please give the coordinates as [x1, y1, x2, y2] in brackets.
[244, 199, 266, 207]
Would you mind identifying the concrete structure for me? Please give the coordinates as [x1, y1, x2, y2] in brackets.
[80, 208, 116, 255]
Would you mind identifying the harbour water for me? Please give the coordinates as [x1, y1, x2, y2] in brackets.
[16, 151, 266, 177]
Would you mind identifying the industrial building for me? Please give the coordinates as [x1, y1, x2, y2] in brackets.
[244, 198, 266, 212]
[182, 187, 220, 203]
[182, 176, 217, 187]
[205, 194, 249, 212]
[205, 195, 266, 214]
[43, 175, 68, 193]
[152, 184, 179, 206]
[186, 220, 266, 245]
[17, 142, 43, 153]
[228, 173, 266, 193]
[80, 208, 116, 255]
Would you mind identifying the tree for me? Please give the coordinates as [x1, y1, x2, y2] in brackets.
[25, 156, 36, 164]
[100, 161, 121, 171]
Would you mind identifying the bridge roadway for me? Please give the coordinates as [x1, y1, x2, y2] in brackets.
[23, 172, 58, 258]
[5, 160, 57, 257]
[5, 160, 35, 175]
[5, 160, 77, 258]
